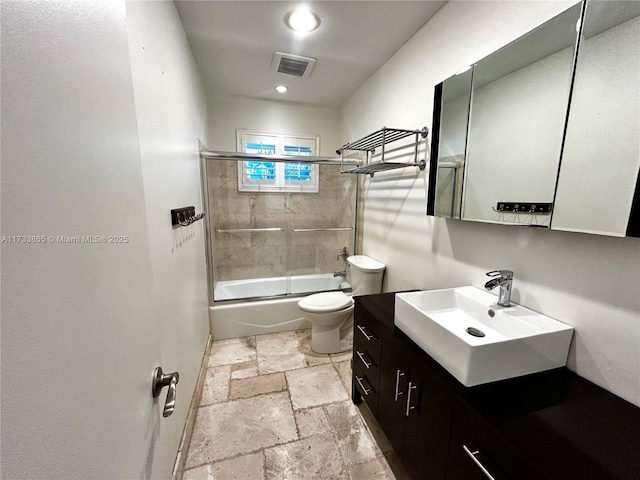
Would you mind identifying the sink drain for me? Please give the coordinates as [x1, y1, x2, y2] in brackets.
[466, 327, 485, 338]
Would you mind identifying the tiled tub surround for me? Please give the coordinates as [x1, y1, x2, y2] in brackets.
[183, 330, 405, 480]
[207, 160, 357, 284]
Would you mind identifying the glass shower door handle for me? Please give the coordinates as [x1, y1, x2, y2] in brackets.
[152, 367, 180, 417]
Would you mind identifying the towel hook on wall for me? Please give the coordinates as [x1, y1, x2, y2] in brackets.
[171, 206, 205, 227]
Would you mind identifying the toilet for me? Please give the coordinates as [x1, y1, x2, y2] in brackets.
[298, 255, 386, 354]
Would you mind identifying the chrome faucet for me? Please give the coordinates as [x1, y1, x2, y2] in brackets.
[334, 271, 347, 278]
[484, 270, 513, 307]
[337, 246, 349, 262]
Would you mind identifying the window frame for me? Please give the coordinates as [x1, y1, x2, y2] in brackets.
[237, 129, 320, 193]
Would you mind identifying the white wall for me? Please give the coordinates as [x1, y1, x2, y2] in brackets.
[125, 2, 210, 477]
[341, 0, 640, 407]
[1, 1, 210, 478]
[207, 94, 341, 156]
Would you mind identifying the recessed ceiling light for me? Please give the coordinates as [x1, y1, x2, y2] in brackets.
[275, 85, 288, 93]
[285, 9, 320, 33]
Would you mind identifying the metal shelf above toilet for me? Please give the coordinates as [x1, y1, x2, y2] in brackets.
[338, 127, 429, 177]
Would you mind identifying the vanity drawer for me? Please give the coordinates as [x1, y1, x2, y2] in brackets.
[354, 321, 381, 364]
[353, 362, 379, 415]
[354, 348, 380, 384]
[447, 414, 542, 480]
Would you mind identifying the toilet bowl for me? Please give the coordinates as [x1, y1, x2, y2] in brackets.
[298, 255, 386, 354]
[298, 291, 354, 354]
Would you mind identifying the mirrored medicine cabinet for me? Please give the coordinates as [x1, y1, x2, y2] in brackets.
[427, 0, 640, 238]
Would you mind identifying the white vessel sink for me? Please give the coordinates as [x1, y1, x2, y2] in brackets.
[394, 286, 573, 387]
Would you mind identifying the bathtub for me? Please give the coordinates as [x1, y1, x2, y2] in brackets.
[210, 273, 351, 340]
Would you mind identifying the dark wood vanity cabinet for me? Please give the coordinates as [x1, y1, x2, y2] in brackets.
[352, 293, 640, 480]
[353, 294, 452, 480]
[352, 293, 533, 479]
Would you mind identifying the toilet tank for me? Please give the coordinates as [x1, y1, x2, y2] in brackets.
[347, 255, 386, 296]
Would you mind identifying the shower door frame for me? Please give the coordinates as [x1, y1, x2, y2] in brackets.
[199, 149, 361, 305]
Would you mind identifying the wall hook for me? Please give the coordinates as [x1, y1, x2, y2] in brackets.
[171, 206, 205, 227]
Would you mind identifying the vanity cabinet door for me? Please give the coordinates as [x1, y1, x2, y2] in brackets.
[447, 413, 543, 480]
[377, 341, 410, 457]
[402, 362, 452, 480]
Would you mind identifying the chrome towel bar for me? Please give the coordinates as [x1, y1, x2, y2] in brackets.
[216, 227, 284, 233]
[291, 227, 353, 232]
[216, 227, 353, 233]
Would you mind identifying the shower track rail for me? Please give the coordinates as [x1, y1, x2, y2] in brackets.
[201, 150, 360, 166]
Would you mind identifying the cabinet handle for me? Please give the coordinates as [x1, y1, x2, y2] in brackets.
[355, 376, 371, 396]
[394, 369, 405, 401]
[463, 445, 496, 480]
[356, 324, 373, 341]
[405, 381, 417, 416]
[356, 350, 372, 369]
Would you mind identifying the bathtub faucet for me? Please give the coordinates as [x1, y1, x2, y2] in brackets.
[334, 271, 347, 278]
[337, 247, 349, 262]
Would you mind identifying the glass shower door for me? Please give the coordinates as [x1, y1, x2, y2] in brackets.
[285, 160, 357, 296]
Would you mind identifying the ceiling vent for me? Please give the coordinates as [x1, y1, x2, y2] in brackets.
[271, 52, 317, 78]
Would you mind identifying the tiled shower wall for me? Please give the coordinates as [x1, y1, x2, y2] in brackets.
[207, 160, 357, 283]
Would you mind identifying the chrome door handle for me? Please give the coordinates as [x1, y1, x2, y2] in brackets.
[394, 369, 405, 401]
[356, 324, 373, 341]
[152, 367, 180, 418]
[356, 350, 372, 369]
[355, 376, 371, 395]
[405, 381, 417, 416]
[463, 445, 496, 480]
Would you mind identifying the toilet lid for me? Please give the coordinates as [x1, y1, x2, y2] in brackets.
[346, 255, 385, 272]
[298, 292, 353, 313]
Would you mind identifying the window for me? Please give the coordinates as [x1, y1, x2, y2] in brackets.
[237, 130, 319, 193]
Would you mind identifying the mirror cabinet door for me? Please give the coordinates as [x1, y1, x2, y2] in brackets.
[461, 4, 581, 227]
[428, 69, 473, 219]
[551, 1, 640, 237]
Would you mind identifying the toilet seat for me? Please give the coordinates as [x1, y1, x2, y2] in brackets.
[298, 291, 353, 313]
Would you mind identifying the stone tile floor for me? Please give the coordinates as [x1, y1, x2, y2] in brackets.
[183, 329, 409, 480]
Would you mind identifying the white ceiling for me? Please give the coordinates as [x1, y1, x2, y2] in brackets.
[174, 1, 447, 107]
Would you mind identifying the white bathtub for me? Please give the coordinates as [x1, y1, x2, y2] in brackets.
[214, 273, 349, 301]
[210, 273, 351, 340]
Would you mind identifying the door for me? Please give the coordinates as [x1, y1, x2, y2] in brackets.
[1, 2, 167, 478]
